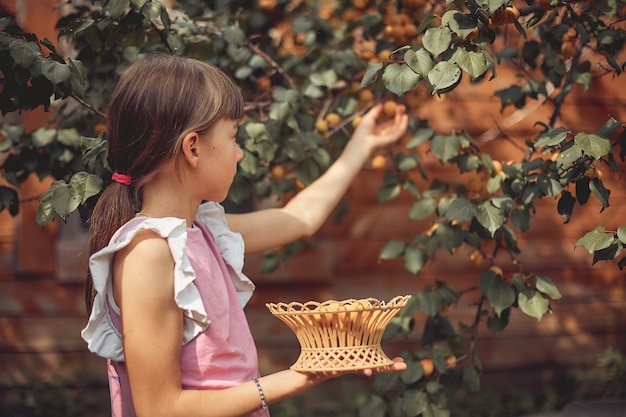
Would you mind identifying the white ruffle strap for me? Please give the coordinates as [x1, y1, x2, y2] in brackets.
[196, 202, 255, 307]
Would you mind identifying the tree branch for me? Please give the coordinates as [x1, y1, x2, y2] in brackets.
[245, 39, 298, 90]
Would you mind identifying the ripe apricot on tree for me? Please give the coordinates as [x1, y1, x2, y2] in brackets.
[371, 154, 387, 170]
[505, 6, 520, 23]
[489, 265, 503, 276]
[352, 116, 363, 128]
[561, 41, 576, 59]
[315, 119, 329, 134]
[271, 165, 286, 179]
[446, 355, 457, 369]
[358, 88, 374, 104]
[420, 358, 434, 376]
[93, 122, 107, 135]
[383, 100, 397, 118]
[469, 250, 484, 266]
[325, 112, 341, 128]
[256, 75, 272, 92]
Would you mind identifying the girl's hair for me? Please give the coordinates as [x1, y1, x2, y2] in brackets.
[85, 54, 245, 312]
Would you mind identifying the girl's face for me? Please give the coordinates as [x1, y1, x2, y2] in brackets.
[196, 118, 244, 202]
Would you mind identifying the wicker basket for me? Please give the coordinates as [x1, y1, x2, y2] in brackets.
[266, 295, 411, 372]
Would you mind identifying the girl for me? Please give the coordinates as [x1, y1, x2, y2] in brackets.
[81, 54, 409, 417]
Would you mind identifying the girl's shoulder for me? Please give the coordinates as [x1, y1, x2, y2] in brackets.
[82, 215, 207, 362]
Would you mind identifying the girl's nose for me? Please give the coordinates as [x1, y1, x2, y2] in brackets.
[236, 145, 244, 162]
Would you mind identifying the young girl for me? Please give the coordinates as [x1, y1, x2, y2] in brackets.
[81, 54, 409, 417]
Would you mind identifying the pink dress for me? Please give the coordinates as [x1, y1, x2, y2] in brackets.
[81, 202, 270, 417]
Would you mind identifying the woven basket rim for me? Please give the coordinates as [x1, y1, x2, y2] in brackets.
[266, 294, 411, 315]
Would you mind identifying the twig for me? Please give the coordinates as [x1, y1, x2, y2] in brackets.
[71, 94, 107, 120]
[245, 40, 298, 90]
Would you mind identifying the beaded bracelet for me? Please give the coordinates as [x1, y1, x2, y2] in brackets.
[252, 377, 268, 410]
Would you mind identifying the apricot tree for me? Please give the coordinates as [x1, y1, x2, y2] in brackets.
[1, 0, 625, 415]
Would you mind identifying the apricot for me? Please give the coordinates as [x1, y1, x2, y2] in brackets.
[325, 112, 341, 128]
[505, 6, 520, 23]
[315, 119, 329, 134]
[420, 358, 434, 376]
[469, 250, 484, 266]
[446, 355, 457, 369]
[561, 41, 576, 59]
[371, 154, 387, 170]
[271, 165, 285, 179]
[383, 100, 397, 118]
[256, 75, 272, 92]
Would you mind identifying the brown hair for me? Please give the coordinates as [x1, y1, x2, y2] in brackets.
[85, 54, 244, 312]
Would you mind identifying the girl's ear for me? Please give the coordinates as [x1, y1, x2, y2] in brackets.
[181, 132, 200, 168]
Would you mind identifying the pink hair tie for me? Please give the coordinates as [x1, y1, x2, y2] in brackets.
[111, 172, 132, 186]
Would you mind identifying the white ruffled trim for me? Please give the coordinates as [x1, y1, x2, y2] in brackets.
[81, 202, 254, 362]
[196, 202, 255, 307]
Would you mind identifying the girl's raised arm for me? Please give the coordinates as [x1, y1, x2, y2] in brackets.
[226, 103, 408, 254]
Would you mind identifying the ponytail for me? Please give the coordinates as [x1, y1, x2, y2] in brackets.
[84, 181, 137, 313]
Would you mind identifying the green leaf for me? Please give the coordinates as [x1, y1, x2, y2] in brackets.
[423, 26, 452, 57]
[486, 275, 515, 316]
[487, 309, 510, 333]
[359, 394, 387, 417]
[31, 128, 56, 147]
[575, 226, 614, 254]
[239, 150, 259, 175]
[361, 62, 383, 88]
[589, 177, 610, 212]
[518, 291, 550, 321]
[379, 239, 406, 260]
[451, 48, 488, 80]
[574, 133, 611, 159]
[9, 39, 41, 68]
[557, 190, 576, 223]
[442, 10, 478, 40]
[556, 144, 583, 168]
[406, 127, 434, 148]
[402, 389, 428, 416]
[404, 48, 433, 77]
[400, 360, 424, 384]
[382, 63, 421, 97]
[475, 201, 504, 237]
[378, 183, 402, 203]
[104, 0, 130, 19]
[41, 59, 71, 84]
[463, 365, 481, 392]
[617, 226, 626, 245]
[535, 275, 562, 300]
[409, 198, 437, 220]
[427, 61, 462, 95]
[430, 134, 461, 162]
[310, 68, 338, 89]
[537, 173, 563, 198]
[404, 246, 428, 274]
[69, 172, 103, 204]
[535, 127, 569, 148]
[444, 197, 475, 222]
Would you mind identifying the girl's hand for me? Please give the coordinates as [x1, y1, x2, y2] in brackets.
[299, 356, 408, 380]
[360, 356, 407, 377]
[349, 102, 409, 155]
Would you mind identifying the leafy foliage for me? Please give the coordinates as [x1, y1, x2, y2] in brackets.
[1, 0, 626, 415]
